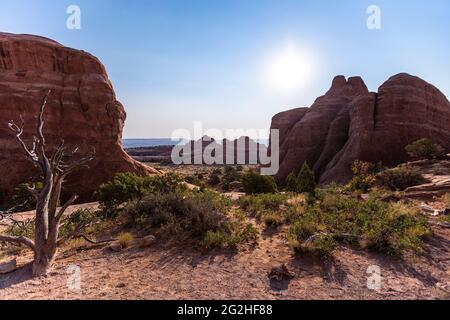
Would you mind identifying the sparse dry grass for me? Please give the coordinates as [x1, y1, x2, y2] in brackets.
[117, 232, 134, 248]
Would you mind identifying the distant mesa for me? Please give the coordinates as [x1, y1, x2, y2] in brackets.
[271, 73, 450, 184]
[0, 32, 159, 202]
[126, 136, 267, 165]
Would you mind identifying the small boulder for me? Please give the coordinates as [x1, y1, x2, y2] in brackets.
[139, 235, 156, 248]
[0, 259, 17, 274]
[268, 264, 295, 281]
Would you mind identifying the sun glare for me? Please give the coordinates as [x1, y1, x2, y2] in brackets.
[266, 45, 312, 94]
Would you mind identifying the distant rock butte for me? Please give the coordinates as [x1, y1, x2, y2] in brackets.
[0, 32, 158, 202]
[126, 136, 267, 165]
[271, 73, 450, 184]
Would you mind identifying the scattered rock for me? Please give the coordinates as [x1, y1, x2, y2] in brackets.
[268, 264, 295, 281]
[420, 203, 447, 216]
[116, 282, 126, 288]
[360, 194, 370, 201]
[437, 222, 450, 229]
[0, 259, 17, 274]
[406, 179, 450, 200]
[138, 235, 156, 248]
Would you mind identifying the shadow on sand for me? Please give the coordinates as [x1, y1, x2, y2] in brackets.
[0, 263, 33, 290]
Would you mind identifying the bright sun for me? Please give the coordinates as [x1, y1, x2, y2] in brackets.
[266, 45, 312, 94]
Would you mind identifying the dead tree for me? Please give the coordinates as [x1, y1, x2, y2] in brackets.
[0, 91, 94, 276]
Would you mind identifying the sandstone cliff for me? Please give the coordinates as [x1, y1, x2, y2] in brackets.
[271, 73, 450, 184]
[0, 32, 158, 202]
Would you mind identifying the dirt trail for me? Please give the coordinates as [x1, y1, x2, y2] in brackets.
[1, 203, 449, 300]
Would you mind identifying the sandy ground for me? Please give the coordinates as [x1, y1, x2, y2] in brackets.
[1, 202, 449, 300]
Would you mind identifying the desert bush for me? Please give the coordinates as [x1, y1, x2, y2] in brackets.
[221, 166, 242, 190]
[11, 182, 43, 211]
[285, 172, 299, 193]
[202, 230, 227, 249]
[364, 202, 432, 255]
[300, 234, 338, 258]
[288, 189, 431, 256]
[96, 172, 184, 211]
[298, 162, 316, 195]
[124, 189, 254, 249]
[346, 160, 376, 192]
[185, 175, 201, 185]
[262, 212, 284, 228]
[226, 223, 259, 248]
[238, 193, 289, 217]
[58, 208, 102, 240]
[5, 218, 35, 240]
[241, 170, 277, 194]
[405, 138, 445, 160]
[208, 173, 221, 186]
[377, 166, 426, 191]
[117, 232, 134, 248]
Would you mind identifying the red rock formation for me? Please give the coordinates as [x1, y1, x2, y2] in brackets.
[0, 33, 158, 203]
[271, 73, 450, 184]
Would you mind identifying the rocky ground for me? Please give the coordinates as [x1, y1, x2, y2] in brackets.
[0, 202, 449, 300]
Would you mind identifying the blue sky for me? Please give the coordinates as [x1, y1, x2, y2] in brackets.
[1, 0, 449, 138]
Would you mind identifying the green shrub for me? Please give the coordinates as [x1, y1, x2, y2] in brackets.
[221, 166, 242, 190]
[285, 172, 299, 193]
[287, 189, 432, 256]
[185, 175, 201, 185]
[263, 212, 284, 228]
[405, 138, 446, 160]
[289, 217, 317, 242]
[202, 230, 227, 249]
[297, 162, 316, 195]
[241, 170, 277, 194]
[364, 202, 432, 255]
[59, 209, 100, 239]
[124, 189, 254, 249]
[226, 223, 259, 248]
[5, 218, 35, 239]
[11, 182, 43, 211]
[208, 172, 221, 186]
[302, 234, 338, 257]
[346, 160, 376, 192]
[238, 193, 289, 217]
[96, 172, 183, 210]
[377, 166, 426, 191]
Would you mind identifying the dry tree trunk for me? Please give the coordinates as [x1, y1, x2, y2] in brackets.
[2, 91, 95, 277]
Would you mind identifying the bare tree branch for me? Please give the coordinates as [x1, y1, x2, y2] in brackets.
[50, 139, 66, 170]
[0, 201, 29, 216]
[55, 195, 78, 222]
[8, 117, 39, 164]
[60, 148, 96, 178]
[36, 90, 50, 153]
[0, 235, 35, 252]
